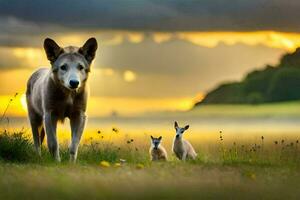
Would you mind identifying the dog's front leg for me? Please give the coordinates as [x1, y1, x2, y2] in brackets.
[70, 111, 86, 163]
[44, 111, 60, 162]
[182, 152, 187, 161]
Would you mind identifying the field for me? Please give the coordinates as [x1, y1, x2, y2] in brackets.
[1, 102, 300, 199]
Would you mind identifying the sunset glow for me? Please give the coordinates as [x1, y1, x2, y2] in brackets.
[0, 94, 198, 117]
[123, 70, 137, 82]
[176, 31, 300, 51]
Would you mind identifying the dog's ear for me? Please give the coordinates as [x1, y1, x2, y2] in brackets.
[44, 38, 63, 63]
[184, 125, 190, 130]
[151, 135, 154, 140]
[158, 136, 162, 140]
[79, 38, 98, 63]
[174, 121, 179, 129]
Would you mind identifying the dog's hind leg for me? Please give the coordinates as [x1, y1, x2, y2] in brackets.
[44, 112, 60, 162]
[69, 111, 86, 163]
[28, 111, 43, 156]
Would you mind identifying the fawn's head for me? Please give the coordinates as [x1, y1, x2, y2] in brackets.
[174, 121, 189, 139]
[151, 136, 162, 149]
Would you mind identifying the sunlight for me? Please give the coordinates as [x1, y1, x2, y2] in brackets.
[177, 99, 194, 111]
[153, 32, 173, 43]
[123, 70, 137, 82]
[99, 68, 115, 76]
[87, 96, 196, 117]
[33, 30, 300, 52]
[176, 31, 300, 51]
[127, 32, 144, 43]
[0, 94, 197, 117]
[12, 47, 47, 67]
[0, 95, 27, 117]
[20, 94, 27, 112]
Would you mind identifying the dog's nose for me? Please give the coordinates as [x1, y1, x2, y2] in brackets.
[176, 135, 179, 138]
[69, 80, 79, 89]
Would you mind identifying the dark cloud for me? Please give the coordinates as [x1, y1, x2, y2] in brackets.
[0, 0, 300, 32]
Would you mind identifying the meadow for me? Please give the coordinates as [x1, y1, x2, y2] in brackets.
[1, 102, 300, 199]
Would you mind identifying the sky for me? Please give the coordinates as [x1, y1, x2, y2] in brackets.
[1, 0, 300, 117]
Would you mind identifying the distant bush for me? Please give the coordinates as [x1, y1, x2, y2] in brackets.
[246, 92, 264, 104]
[200, 82, 245, 104]
[279, 48, 300, 68]
[196, 48, 300, 106]
[243, 65, 276, 100]
[268, 68, 300, 102]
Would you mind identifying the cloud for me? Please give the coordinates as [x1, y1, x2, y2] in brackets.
[1, 0, 300, 32]
[0, 47, 48, 69]
[87, 42, 284, 98]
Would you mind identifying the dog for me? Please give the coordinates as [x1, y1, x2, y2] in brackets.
[149, 136, 168, 161]
[26, 38, 98, 162]
[172, 121, 197, 160]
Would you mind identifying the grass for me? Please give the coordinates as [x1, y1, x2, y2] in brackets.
[1, 163, 300, 200]
[1, 129, 300, 199]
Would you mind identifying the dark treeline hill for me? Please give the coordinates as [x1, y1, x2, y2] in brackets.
[195, 48, 300, 106]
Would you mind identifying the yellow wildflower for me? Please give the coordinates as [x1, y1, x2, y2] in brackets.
[100, 161, 110, 167]
[136, 163, 144, 169]
[114, 163, 122, 167]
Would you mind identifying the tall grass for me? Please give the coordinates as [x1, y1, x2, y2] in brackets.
[0, 131, 35, 162]
[218, 131, 300, 167]
[0, 128, 299, 169]
[0, 128, 150, 165]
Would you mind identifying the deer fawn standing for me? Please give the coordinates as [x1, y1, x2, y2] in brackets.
[172, 121, 197, 160]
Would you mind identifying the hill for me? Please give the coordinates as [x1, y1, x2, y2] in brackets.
[195, 48, 300, 106]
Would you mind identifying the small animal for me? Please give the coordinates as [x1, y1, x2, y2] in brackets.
[172, 121, 197, 160]
[26, 37, 98, 162]
[149, 136, 168, 161]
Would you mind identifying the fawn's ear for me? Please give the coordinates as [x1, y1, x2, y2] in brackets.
[151, 135, 154, 140]
[44, 38, 64, 63]
[79, 37, 98, 64]
[184, 125, 190, 130]
[158, 136, 162, 140]
[174, 121, 179, 129]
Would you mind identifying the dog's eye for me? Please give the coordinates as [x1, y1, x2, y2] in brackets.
[60, 65, 67, 71]
[78, 65, 84, 71]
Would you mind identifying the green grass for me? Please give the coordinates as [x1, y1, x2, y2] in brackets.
[1, 163, 300, 200]
[0, 131, 36, 162]
[1, 130, 300, 199]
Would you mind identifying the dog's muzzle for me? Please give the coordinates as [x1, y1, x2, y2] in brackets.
[69, 80, 79, 89]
